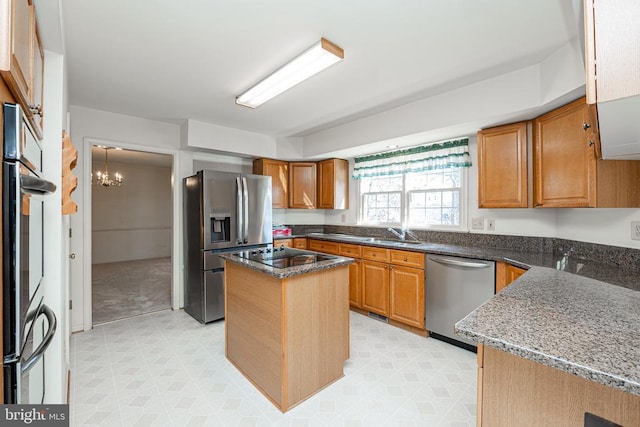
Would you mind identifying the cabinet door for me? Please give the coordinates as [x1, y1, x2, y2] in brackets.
[389, 265, 425, 329]
[318, 158, 349, 209]
[348, 259, 362, 308]
[0, 0, 31, 110]
[361, 260, 389, 316]
[289, 162, 316, 208]
[495, 262, 526, 293]
[534, 98, 596, 207]
[253, 159, 288, 208]
[478, 122, 529, 208]
[29, 10, 43, 137]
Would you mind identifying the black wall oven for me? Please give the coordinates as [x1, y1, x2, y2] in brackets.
[2, 103, 57, 404]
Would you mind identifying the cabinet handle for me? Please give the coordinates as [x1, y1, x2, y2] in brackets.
[582, 122, 591, 131]
[384, 264, 388, 269]
[403, 257, 408, 261]
[588, 140, 595, 147]
[29, 104, 43, 117]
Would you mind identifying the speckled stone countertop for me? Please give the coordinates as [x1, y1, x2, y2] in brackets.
[304, 233, 640, 291]
[219, 250, 353, 279]
[455, 267, 640, 397]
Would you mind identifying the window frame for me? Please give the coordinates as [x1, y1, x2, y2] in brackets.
[358, 168, 468, 231]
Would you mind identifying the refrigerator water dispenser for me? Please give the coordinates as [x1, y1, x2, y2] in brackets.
[211, 216, 230, 242]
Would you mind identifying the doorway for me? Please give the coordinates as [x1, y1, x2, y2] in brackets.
[90, 145, 173, 325]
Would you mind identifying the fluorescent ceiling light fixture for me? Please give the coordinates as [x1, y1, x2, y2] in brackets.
[236, 38, 344, 108]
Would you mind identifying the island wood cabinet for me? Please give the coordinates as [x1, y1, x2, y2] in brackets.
[317, 158, 349, 209]
[533, 97, 640, 208]
[477, 122, 529, 208]
[288, 162, 317, 209]
[495, 262, 526, 293]
[224, 261, 349, 412]
[477, 345, 640, 426]
[253, 158, 288, 208]
[0, 0, 44, 139]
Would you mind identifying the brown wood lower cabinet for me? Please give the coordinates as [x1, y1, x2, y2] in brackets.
[292, 238, 307, 249]
[309, 239, 426, 331]
[495, 262, 527, 293]
[275, 238, 293, 248]
[389, 265, 425, 328]
[361, 259, 390, 316]
[478, 346, 640, 426]
[348, 260, 362, 308]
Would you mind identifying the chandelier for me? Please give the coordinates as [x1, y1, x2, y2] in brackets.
[94, 147, 123, 187]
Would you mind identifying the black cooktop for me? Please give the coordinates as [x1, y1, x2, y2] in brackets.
[234, 246, 337, 269]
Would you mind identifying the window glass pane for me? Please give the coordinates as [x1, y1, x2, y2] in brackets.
[360, 164, 464, 227]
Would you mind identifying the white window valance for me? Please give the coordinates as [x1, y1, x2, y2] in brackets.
[353, 138, 471, 179]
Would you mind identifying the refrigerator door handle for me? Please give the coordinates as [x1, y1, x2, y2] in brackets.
[236, 177, 243, 244]
[21, 304, 56, 374]
[242, 177, 249, 244]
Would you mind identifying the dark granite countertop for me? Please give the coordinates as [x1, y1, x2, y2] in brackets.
[304, 233, 640, 291]
[219, 250, 353, 279]
[455, 267, 640, 397]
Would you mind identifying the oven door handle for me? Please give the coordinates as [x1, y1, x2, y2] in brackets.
[21, 304, 57, 374]
[21, 174, 56, 195]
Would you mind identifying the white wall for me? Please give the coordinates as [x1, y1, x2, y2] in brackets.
[41, 50, 67, 404]
[68, 106, 183, 332]
[92, 161, 172, 264]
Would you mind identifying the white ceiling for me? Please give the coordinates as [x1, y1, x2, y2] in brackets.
[91, 146, 172, 167]
[54, 0, 581, 143]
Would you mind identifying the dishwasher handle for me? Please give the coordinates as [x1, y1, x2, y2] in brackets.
[428, 255, 492, 269]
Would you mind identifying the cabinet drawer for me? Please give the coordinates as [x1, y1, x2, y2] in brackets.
[274, 238, 293, 248]
[293, 238, 307, 249]
[390, 250, 425, 269]
[361, 246, 390, 262]
[307, 239, 339, 255]
[339, 243, 361, 258]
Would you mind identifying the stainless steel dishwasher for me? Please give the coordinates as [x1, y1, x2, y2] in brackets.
[425, 255, 495, 350]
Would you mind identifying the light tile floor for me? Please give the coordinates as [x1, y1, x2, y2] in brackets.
[70, 309, 476, 426]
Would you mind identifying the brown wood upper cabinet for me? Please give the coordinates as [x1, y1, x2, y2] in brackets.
[317, 158, 349, 209]
[253, 158, 288, 208]
[533, 97, 640, 208]
[288, 162, 317, 208]
[477, 122, 529, 208]
[0, 0, 44, 139]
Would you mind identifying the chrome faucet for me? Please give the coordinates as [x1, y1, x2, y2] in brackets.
[388, 227, 420, 242]
[387, 227, 405, 240]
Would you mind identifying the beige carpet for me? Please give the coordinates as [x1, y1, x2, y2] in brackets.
[92, 257, 172, 325]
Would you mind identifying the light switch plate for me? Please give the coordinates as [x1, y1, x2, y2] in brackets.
[471, 217, 484, 230]
[631, 221, 640, 240]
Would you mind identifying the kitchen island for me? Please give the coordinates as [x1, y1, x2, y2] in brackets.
[455, 267, 640, 426]
[220, 248, 353, 412]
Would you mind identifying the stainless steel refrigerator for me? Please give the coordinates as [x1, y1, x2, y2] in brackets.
[183, 170, 272, 323]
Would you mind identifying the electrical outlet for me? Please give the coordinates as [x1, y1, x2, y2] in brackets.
[631, 221, 640, 240]
[487, 219, 495, 231]
[471, 217, 484, 230]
